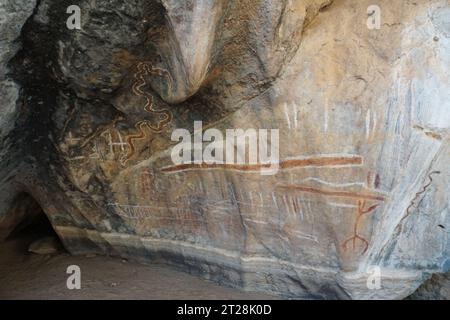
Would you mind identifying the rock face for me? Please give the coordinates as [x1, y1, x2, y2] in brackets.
[0, 0, 37, 236]
[0, 0, 449, 299]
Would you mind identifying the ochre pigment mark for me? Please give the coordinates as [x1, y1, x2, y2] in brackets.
[121, 122, 148, 165]
[120, 62, 173, 165]
[276, 185, 386, 202]
[162, 162, 277, 173]
[367, 172, 381, 189]
[413, 124, 442, 141]
[367, 172, 373, 188]
[161, 155, 363, 173]
[139, 170, 154, 196]
[342, 200, 380, 254]
[78, 116, 124, 150]
[280, 156, 362, 168]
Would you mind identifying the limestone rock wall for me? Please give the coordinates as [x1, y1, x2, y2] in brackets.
[0, 0, 449, 299]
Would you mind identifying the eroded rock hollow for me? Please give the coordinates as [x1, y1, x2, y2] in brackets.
[0, 0, 449, 299]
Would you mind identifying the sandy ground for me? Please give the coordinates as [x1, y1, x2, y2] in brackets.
[0, 235, 277, 300]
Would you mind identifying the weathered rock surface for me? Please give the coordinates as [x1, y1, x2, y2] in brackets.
[0, 0, 449, 299]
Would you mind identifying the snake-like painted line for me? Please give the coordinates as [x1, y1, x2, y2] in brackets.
[120, 62, 173, 166]
[399, 170, 441, 227]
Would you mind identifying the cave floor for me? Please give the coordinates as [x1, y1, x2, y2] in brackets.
[0, 236, 277, 300]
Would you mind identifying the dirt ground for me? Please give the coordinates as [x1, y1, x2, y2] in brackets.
[0, 234, 277, 300]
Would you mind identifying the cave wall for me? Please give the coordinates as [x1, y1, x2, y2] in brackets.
[0, 0, 37, 239]
[0, 0, 449, 299]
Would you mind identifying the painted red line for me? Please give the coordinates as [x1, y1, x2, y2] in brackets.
[161, 156, 363, 173]
[276, 185, 386, 202]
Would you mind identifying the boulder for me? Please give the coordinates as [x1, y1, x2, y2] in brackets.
[28, 236, 62, 255]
